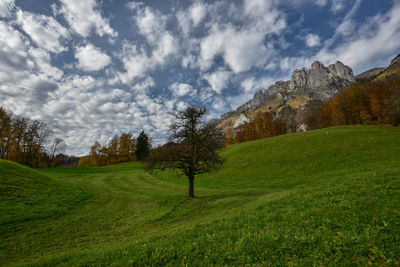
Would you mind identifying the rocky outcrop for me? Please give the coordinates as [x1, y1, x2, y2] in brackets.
[221, 60, 354, 119]
[233, 113, 250, 129]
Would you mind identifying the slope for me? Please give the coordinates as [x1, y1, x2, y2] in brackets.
[1, 126, 399, 266]
[0, 160, 90, 227]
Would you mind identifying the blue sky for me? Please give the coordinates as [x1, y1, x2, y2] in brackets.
[0, 0, 399, 155]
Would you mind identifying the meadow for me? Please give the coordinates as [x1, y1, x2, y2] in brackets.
[1, 125, 399, 266]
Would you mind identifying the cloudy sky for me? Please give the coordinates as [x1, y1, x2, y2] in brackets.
[0, 0, 399, 155]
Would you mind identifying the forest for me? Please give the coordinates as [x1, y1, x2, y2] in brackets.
[0, 108, 77, 168]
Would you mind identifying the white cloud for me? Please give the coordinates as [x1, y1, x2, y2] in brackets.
[190, 2, 207, 26]
[331, 0, 346, 13]
[324, 0, 362, 49]
[177, 1, 207, 36]
[200, 25, 272, 72]
[115, 42, 154, 83]
[114, 6, 178, 84]
[212, 97, 227, 111]
[134, 5, 178, 61]
[317, 3, 400, 73]
[204, 70, 231, 93]
[241, 77, 274, 93]
[169, 82, 194, 97]
[135, 6, 167, 44]
[152, 32, 178, 64]
[198, 0, 285, 73]
[243, 0, 286, 34]
[59, 0, 117, 37]
[16, 10, 70, 53]
[0, 0, 14, 18]
[176, 101, 188, 111]
[305, 33, 321, 47]
[75, 44, 111, 72]
[29, 47, 64, 79]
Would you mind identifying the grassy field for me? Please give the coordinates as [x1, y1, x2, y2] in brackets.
[1, 125, 400, 266]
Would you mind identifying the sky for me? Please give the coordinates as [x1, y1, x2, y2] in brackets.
[0, 0, 399, 155]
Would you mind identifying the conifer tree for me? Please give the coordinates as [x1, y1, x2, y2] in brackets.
[135, 131, 149, 160]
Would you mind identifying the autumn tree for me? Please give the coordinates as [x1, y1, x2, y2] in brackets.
[233, 112, 287, 144]
[48, 138, 66, 167]
[118, 133, 136, 162]
[150, 106, 224, 198]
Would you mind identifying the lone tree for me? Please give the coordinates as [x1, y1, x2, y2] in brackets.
[135, 130, 150, 160]
[150, 106, 224, 198]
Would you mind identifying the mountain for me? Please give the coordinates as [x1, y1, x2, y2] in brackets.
[219, 60, 355, 131]
[219, 53, 400, 133]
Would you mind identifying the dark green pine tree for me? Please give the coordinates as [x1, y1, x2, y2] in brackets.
[135, 130, 149, 161]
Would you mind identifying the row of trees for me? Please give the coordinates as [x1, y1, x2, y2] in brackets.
[78, 131, 150, 167]
[305, 74, 400, 129]
[0, 107, 66, 168]
[226, 112, 288, 145]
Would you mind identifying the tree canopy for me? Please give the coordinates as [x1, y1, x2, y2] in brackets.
[150, 106, 224, 198]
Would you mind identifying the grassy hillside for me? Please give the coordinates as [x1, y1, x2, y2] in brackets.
[1, 126, 399, 266]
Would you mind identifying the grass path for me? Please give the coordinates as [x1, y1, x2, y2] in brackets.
[1, 126, 400, 266]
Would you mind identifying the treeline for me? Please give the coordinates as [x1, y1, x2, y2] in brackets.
[305, 74, 400, 129]
[79, 131, 150, 167]
[0, 107, 68, 168]
[225, 112, 288, 145]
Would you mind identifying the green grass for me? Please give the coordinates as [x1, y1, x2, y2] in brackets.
[1, 125, 399, 266]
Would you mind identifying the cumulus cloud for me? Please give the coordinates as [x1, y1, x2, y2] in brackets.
[114, 42, 153, 83]
[169, 82, 194, 97]
[16, 10, 70, 53]
[204, 70, 231, 94]
[331, 0, 346, 13]
[59, 0, 117, 37]
[305, 33, 321, 47]
[75, 44, 111, 72]
[177, 1, 208, 36]
[198, 0, 285, 73]
[0, 21, 31, 75]
[199, 25, 272, 72]
[133, 5, 178, 61]
[113, 6, 178, 84]
[0, 0, 14, 18]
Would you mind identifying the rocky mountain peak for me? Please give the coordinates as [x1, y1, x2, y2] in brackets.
[221, 60, 355, 120]
[288, 60, 354, 93]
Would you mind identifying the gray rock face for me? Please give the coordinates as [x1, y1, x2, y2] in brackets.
[221, 60, 354, 120]
[289, 60, 354, 93]
[233, 113, 250, 129]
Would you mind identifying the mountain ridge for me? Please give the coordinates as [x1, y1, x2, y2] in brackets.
[219, 53, 400, 131]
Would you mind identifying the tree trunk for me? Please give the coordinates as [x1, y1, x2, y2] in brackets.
[187, 173, 195, 198]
